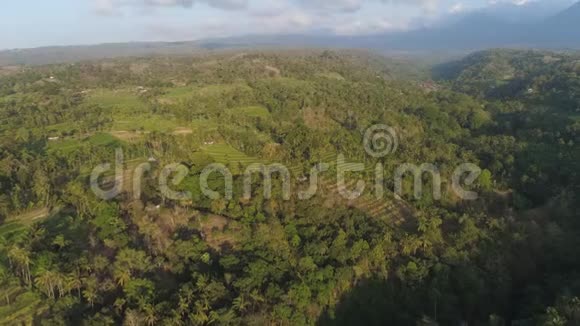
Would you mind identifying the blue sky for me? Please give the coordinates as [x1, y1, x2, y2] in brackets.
[0, 0, 574, 50]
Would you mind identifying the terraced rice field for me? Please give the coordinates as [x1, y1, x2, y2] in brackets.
[201, 143, 260, 165]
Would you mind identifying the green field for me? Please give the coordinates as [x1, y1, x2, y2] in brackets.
[236, 106, 270, 118]
[161, 83, 252, 101]
[316, 72, 345, 80]
[162, 86, 196, 99]
[201, 143, 257, 163]
[201, 143, 259, 166]
[48, 133, 120, 153]
[86, 88, 142, 111]
[112, 114, 180, 133]
[191, 118, 219, 132]
[197, 83, 251, 97]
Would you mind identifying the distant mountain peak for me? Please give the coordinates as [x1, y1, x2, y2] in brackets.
[549, 1, 580, 19]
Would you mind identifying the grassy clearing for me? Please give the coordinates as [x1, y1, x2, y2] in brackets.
[44, 122, 73, 134]
[162, 86, 196, 100]
[197, 83, 251, 97]
[6, 207, 50, 225]
[112, 114, 180, 133]
[173, 127, 193, 135]
[109, 130, 144, 142]
[316, 72, 345, 80]
[48, 133, 120, 153]
[161, 83, 251, 101]
[86, 88, 141, 110]
[0, 222, 28, 241]
[191, 119, 219, 132]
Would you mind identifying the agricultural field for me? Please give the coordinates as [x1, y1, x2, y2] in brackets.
[86, 88, 142, 111]
[48, 133, 120, 153]
[201, 143, 259, 166]
[236, 105, 270, 118]
[110, 114, 181, 133]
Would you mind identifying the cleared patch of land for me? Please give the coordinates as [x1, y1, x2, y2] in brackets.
[236, 106, 270, 118]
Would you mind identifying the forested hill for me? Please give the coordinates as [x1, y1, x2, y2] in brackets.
[0, 49, 579, 325]
[434, 49, 580, 111]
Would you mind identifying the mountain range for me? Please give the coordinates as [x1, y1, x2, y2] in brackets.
[383, 1, 580, 50]
[0, 1, 579, 66]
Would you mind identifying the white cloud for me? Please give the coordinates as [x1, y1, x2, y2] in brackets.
[380, 0, 441, 12]
[297, 0, 364, 13]
[296, 0, 443, 13]
[332, 18, 400, 35]
[487, 0, 534, 5]
[449, 2, 466, 13]
[97, 0, 451, 41]
[93, 0, 248, 15]
[94, 0, 448, 16]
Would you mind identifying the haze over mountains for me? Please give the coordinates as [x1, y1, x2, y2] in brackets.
[0, 1, 578, 66]
[384, 0, 580, 49]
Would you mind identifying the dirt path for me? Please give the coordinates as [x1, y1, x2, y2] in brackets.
[7, 207, 51, 224]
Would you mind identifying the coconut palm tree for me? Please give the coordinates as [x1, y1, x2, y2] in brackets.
[36, 270, 64, 299]
[123, 309, 142, 326]
[83, 288, 97, 308]
[65, 272, 82, 298]
[143, 304, 157, 326]
[7, 246, 31, 285]
[114, 298, 126, 314]
[114, 268, 132, 287]
[232, 295, 249, 313]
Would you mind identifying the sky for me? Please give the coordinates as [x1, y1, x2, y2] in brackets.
[0, 0, 574, 50]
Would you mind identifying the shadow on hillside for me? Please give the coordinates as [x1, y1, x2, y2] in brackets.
[430, 60, 464, 81]
[317, 278, 430, 326]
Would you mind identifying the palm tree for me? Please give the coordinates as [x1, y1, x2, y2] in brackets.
[65, 273, 82, 298]
[54, 272, 65, 298]
[143, 304, 157, 326]
[114, 268, 132, 287]
[82, 275, 99, 308]
[232, 295, 249, 313]
[123, 309, 142, 326]
[83, 288, 97, 308]
[7, 246, 31, 285]
[249, 290, 265, 311]
[27, 226, 46, 247]
[35, 269, 56, 299]
[218, 309, 237, 325]
[114, 298, 126, 314]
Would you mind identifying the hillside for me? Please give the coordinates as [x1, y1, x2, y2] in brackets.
[0, 49, 579, 324]
[434, 49, 580, 110]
